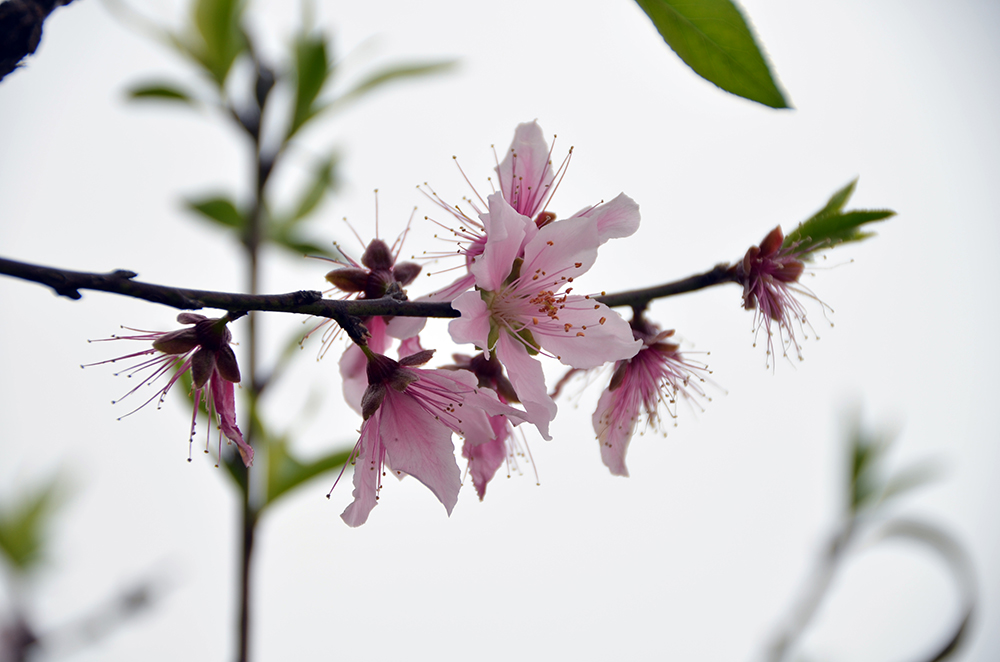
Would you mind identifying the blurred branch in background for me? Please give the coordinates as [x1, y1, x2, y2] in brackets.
[0, 0, 77, 82]
[760, 412, 975, 662]
[0, 475, 172, 662]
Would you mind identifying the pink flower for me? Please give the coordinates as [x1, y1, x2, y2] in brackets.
[423, 121, 640, 303]
[86, 313, 252, 467]
[592, 320, 709, 477]
[445, 352, 528, 500]
[322, 236, 424, 411]
[735, 226, 823, 365]
[449, 193, 642, 439]
[339, 348, 527, 526]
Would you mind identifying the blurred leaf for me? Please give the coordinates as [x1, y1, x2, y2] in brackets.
[847, 416, 890, 513]
[185, 195, 246, 230]
[189, 0, 247, 87]
[288, 33, 333, 139]
[881, 462, 942, 504]
[334, 60, 457, 110]
[286, 155, 338, 226]
[0, 478, 62, 573]
[267, 229, 337, 258]
[127, 82, 198, 104]
[266, 439, 352, 505]
[785, 179, 896, 256]
[633, 0, 789, 109]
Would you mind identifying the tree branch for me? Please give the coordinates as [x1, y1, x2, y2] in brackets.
[0, 0, 77, 82]
[0, 255, 739, 323]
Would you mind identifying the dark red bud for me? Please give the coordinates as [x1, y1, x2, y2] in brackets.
[361, 383, 386, 420]
[361, 239, 394, 271]
[191, 348, 217, 389]
[608, 360, 629, 392]
[399, 349, 435, 367]
[773, 259, 804, 283]
[326, 267, 370, 292]
[759, 226, 785, 256]
[152, 328, 199, 355]
[215, 345, 242, 383]
[393, 262, 422, 286]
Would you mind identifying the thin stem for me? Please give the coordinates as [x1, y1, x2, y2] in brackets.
[0, 256, 738, 324]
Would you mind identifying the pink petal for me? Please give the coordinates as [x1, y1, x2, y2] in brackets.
[495, 121, 555, 217]
[577, 193, 641, 244]
[385, 314, 426, 340]
[592, 387, 634, 477]
[539, 300, 642, 369]
[520, 215, 600, 286]
[495, 332, 556, 440]
[341, 417, 383, 527]
[210, 376, 253, 467]
[449, 291, 492, 355]
[397, 335, 424, 359]
[378, 389, 462, 515]
[470, 194, 530, 292]
[423, 272, 476, 303]
[462, 415, 510, 500]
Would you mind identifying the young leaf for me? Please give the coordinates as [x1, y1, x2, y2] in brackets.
[785, 179, 896, 255]
[288, 33, 332, 140]
[185, 196, 246, 229]
[287, 156, 338, 225]
[333, 60, 457, 111]
[0, 478, 62, 573]
[633, 0, 790, 109]
[266, 439, 352, 506]
[127, 82, 198, 105]
[190, 0, 247, 87]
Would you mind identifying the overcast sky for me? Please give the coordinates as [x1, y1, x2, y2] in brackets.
[1, 0, 998, 660]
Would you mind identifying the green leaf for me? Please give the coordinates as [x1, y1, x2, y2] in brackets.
[785, 179, 896, 255]
[0, 478, 62, 573]
[287, 156, 338, 225]
[633, 0, 790, 109]
[266, 439, 353, 505]
[334, 60, 457, 110]
[190, 0, 247, 87]
[267, 228, 337, 258]
[288, 33, 333, 139]
[881, 462, 941, 505]
[127, 82, 198, 104]
[185, 196, 246, 229]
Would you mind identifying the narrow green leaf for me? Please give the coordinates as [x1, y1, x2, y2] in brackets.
[266, 439, 352, 505]
[288, 156, 338, 224]
[288, 33, 332, 139]
[334, 60, 457, 110]
[0, 478, 62, 573]
[185, 196, 245, 229]
[190, 0, 247, 87]
[785, 179, 896, 254]
[267, 229, 336, 258]
[633, 0, 789, 109]
[880, 462, 941, 504]
[127, 82, 198, 104]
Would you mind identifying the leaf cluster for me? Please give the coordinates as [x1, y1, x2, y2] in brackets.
[125, 0, 454, 260]
[786, 179, 896, 257]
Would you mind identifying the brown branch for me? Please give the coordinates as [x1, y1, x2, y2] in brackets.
[0, 0, 77, 82]
[0, 254, 739, 323]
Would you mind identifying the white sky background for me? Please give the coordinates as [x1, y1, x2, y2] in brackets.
[0, 0, 998, 660]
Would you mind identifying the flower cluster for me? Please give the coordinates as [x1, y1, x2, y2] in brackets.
[86, 122, 844, 526]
